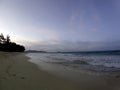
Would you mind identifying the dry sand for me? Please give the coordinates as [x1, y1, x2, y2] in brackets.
[0, 52, 120, 90]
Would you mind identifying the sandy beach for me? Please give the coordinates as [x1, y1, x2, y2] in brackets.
[0, 52, 120, 90]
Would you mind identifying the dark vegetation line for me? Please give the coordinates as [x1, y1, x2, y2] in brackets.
[0, 33, 25, 52]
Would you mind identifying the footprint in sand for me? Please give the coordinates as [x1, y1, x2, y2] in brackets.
[21, 77, 25, 79]
[116, 75, 120, 78]
[12, 74, 16, 77]
[1, 77, 7, 80]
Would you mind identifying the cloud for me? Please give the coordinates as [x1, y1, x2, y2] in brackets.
[69, 8, 86, 29]
[0, 18, 60, 45]
[114, 0, 120, 14]
[17, 25, 59, 37]
[28, 40, 120, 51]
[69, 1, 102, 32]
[114, 0, 120, 8]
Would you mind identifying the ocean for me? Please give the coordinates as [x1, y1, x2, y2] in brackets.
[26, 51, 120, 76]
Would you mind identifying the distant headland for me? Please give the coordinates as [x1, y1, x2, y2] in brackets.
[25, 50, 47, 53]
[0, 33, 25, 52]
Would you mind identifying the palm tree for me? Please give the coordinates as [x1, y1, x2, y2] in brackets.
[0, 34, 2, 43]
[0, 33, 11, 44]
[6, 35, 10, 43]
[0, 33, 6, 44]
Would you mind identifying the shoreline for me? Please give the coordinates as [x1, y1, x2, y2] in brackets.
[0, 52, 120, 90]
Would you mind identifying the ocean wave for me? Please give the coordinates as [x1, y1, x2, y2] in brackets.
[72, 60, 89, 65]
[27, 53, 120, 74]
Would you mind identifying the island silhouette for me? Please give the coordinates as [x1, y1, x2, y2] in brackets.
[0, 33, 25, 52]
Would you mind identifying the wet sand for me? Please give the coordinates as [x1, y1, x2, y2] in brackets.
[0, 52, 120, 90]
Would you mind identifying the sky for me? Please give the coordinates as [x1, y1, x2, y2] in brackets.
[0, 0, 120, 51]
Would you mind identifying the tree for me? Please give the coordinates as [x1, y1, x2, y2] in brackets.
[6, 35, 10, 43]
[0, 33, 25, 52]
[0, 33, 7, 44]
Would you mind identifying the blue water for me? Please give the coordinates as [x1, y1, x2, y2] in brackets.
[27, 51, 120, 75]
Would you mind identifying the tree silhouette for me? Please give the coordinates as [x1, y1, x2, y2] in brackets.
[0, 33, 6, 44]
[6, 35, 10, 43]
[0, 33, 25, 52]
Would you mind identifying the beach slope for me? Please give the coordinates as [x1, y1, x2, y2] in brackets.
[0, 52, 120, 90]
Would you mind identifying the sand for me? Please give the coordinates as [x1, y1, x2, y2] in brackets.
[0, 52, 120, 90]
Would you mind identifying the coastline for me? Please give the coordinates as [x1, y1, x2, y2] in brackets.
[0, 52, 120, 90]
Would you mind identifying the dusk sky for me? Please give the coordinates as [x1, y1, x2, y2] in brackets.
[0, 0, 120, 51]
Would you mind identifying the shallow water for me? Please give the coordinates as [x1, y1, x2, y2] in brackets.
[26, 52, 120, 75]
